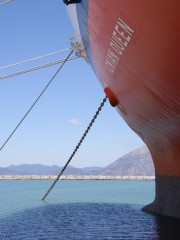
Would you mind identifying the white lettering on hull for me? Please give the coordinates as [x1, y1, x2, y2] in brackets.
[104, 18, 134, 75]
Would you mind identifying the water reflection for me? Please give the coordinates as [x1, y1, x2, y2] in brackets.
[0, 203, 180, 239]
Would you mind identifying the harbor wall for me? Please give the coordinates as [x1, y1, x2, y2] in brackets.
[0, 175, 155, 180]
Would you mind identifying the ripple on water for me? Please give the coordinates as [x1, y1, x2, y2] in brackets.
[0, 203, 180, 240]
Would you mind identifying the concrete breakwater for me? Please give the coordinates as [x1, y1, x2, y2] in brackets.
[0, 175, 155, 180]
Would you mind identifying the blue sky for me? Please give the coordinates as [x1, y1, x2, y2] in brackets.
[0, 0, 143, 168]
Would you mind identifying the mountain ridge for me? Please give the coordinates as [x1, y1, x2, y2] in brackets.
[0, 145, 154, 176]
[100, 145, 154, 176]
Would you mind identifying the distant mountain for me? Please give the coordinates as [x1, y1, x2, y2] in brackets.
[0, 164, 102, 176]
[3, 164, 83, 175]
[0, 145, 154, 176]
[7, 164, 60, 175]
[0, 167, 17, 175]
[81, 167, 103, 175]
[100, 145, 154, 176]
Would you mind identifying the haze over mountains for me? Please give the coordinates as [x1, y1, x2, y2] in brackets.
[0, 145, 154, 176]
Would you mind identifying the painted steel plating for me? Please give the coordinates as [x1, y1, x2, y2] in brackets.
[66, 0, 180, 218]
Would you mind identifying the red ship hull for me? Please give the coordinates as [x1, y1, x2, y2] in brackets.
[67, 0, 180, 218]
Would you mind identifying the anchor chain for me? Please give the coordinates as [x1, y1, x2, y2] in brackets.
[42, 96, 107, 201]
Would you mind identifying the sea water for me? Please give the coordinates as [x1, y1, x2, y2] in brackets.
[0, 180, 180, 239]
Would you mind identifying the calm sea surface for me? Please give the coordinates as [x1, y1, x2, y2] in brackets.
[0, 180, 180, 239]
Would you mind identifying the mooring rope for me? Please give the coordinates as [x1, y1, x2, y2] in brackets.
[0, 50, 73, 152]
[42, 96, 107, 201]
[0, 55, 78, 81]
[0, 48, 72, 70]
[0, 0, 13, 7]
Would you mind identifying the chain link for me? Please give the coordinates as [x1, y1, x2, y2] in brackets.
[42, 96, 107, 201]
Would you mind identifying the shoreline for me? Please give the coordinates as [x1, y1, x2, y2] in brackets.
[0, 175, 155, 180]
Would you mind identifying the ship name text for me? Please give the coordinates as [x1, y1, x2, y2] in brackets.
[104, 18, 134, 75]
